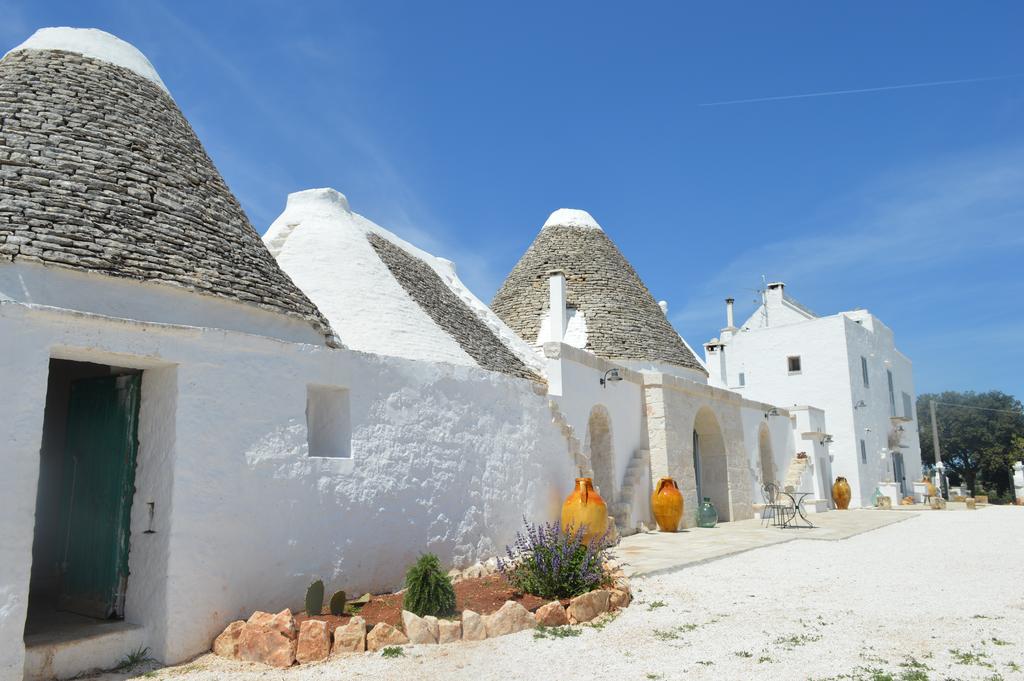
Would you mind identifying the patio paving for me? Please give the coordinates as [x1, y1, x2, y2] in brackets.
[616, 508, 920, 577]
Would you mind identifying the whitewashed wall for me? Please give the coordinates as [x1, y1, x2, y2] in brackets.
[0, 296, 574, 676]
[543, 342, 648, 529]
[738, 403, 797, 503]
[708, 308, 922, 508]
[643, 373, 756, 527]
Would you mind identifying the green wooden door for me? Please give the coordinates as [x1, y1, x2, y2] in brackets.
[58, 374, 141, 619]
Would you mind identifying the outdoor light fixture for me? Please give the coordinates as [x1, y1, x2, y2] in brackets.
[854, 400, 867, 409]
[600, 368, 623, 388]
[820, 434, 834, 446]
[764, 407, 780, 419]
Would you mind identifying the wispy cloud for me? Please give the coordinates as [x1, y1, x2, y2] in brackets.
[701, 74, 1023, 107]
[673, 145, 1024, 336]
[124, 2, 501, 293]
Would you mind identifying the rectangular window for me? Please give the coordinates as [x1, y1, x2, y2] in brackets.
[902, 392, 914, 421]
[860, 439, 867, 464]
[306, 385, 351, 458]
[887, 370, 896, 417]
[738, 372, 746, 387]
[861, 356, 869, 387]
[787, 356, 801, 373]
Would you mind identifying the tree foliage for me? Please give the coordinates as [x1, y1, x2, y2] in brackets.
[917, 390, 1024, 497]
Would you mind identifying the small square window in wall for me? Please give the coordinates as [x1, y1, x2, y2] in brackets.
[306, 385, 351, 458]
[787, 356, 801, 373]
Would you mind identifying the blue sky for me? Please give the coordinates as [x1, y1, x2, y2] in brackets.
[3, 1, 1022, 398]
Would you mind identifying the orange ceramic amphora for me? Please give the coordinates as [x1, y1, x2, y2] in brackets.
[651, 477, 684, 532]
[832, 476, 852, 510]
[560, 477, 608, 544]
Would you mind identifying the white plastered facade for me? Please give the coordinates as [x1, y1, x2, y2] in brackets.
[705, 283, 923, 508]
[0, 262, 575, 680]
[536, 270, 804, 532]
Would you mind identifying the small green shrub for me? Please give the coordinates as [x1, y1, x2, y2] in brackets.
[114, 646, 153, 672]
[403, 553, 456, 617]
[380, 646, 404, 658]
[533, 625, 582, 640]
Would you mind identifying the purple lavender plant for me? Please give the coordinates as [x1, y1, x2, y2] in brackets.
[497, 517, 612, 599]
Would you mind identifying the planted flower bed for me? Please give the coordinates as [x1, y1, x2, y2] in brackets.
[212, 520, 630, 668]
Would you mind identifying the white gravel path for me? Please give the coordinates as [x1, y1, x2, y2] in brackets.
[107, 506, 1024, 681]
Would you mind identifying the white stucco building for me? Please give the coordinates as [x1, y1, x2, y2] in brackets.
[0, 26, 850, 681]
[704, 282, 923, 508]
[0, 29, 575, 681]
[490, 211, 812, 531]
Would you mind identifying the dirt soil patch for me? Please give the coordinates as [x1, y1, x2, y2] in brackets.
[296, 575, 555, 630]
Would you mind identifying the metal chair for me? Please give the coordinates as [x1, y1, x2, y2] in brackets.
[761, 482, 792, 527]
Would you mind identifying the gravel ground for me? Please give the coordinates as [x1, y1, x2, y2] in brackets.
[105, 506, 1024, 681]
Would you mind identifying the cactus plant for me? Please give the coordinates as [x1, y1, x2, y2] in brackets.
[305, 579, 324, 616]
[329, 590, 347, 616]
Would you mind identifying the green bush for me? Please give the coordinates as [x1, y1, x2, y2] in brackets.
[403, 553, 456, 617]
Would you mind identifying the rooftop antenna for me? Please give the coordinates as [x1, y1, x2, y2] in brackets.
[760, 274, 769, 327]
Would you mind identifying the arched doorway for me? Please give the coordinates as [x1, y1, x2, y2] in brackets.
[585, 406, 615, 502]
[758, 423, 776, 488]
[693, 407, 731, 522]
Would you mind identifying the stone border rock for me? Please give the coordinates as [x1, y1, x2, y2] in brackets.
[212, 575, 631, 667]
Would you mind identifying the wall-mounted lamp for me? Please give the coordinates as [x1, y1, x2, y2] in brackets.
[819, 434, 834, 446]
[764, 407, 779, 419]
[600, 368, 623, 388]
[854, 400, 867, 409]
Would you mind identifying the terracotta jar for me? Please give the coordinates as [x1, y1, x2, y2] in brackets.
[651, 477, 684, 532]
[561, 477, 608, 544]
[922, 476, 938, 498]
[832, 476, 852, 510]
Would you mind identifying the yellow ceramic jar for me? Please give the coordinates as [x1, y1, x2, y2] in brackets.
[651, 477, 684, 532]
[560, 477, 608, 544]
[832, 476, 852, 510]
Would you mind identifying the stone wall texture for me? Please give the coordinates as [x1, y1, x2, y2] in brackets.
[491, 225, 704, 373]
[368, 232, 539, 381]
[0, 49, 334, 342]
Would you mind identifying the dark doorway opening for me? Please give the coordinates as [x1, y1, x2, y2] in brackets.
[25, 359, 142, 641]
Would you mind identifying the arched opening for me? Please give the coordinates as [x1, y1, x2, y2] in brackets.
[758, 423, 776, 487]
[585, 405, 615, 502]
[693, 407, 731, 522]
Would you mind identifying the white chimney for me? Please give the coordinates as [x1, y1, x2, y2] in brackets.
[548, 270, 567, 343]
[766, 281, 785, 307]
[719, 297, 737, 343]
[658, 300, 669, 316]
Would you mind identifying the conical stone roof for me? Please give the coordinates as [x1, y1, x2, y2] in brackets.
[0, 29, 335, 344]
[265, 188, 544, 381]
[491, 209, 705, 374]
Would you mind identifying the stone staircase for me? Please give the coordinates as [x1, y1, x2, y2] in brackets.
[547, 399, 628, 541]
[782, 456, 809, 491]
[780, 455, 829, 512]
[611, 449, 650, 537]
[548, 399, 592, 478]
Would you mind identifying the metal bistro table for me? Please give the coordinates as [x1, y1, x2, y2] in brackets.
[780, 490, 816, 529]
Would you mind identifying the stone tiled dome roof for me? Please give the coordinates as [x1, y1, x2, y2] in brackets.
[491, 209, 705, 373]
[0, 34, 336, 344]
[264, 188, 544, 381]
